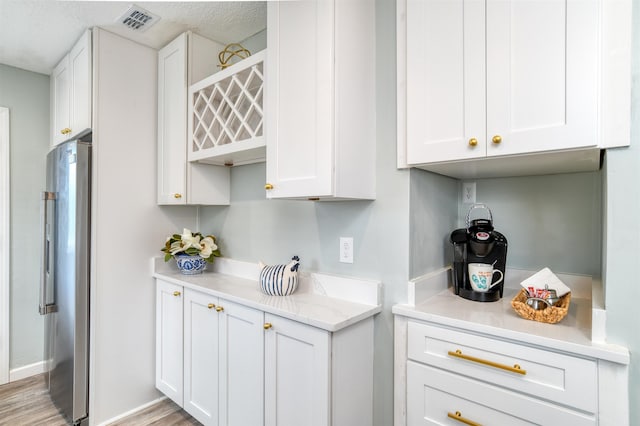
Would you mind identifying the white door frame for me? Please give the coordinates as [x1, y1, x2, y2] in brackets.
[0, 107, 10, 384]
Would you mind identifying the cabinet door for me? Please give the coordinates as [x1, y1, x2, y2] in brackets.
[52, 55, 70, 146]
[69, 30, 92, 140]
[486, 0, 598, 157]
[266, 0, 334, 198]
[264, 314, 331, 426]
[218, 300, 264, 426]
[405, 0, 486, 164]
[155, 280, 184, 406]
[183, 289, 219, 425]
[157, 33, 188, 205]
[158, 33, 230, 206]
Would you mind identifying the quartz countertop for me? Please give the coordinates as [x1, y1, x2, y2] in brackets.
[153, 257, 382, 332]
[393, 268, 629, 365]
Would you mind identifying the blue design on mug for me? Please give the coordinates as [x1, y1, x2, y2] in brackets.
[471, 274, 488, 289]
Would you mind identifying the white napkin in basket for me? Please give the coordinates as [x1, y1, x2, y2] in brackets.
[520, 268, 571, 298]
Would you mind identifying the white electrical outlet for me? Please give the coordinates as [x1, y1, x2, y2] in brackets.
[339, 237, 354, 264]
[462, 182, 476, 204]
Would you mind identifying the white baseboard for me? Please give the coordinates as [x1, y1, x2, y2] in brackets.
[9, 360, 46, 382]
[94, 396, 167, 426]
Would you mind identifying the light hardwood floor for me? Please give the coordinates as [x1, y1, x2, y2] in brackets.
[0, 374, 199, 425]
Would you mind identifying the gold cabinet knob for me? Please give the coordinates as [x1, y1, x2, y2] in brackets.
[263, 323, 273, 330]
[215, 306, 224, 312]
[468, 138, 478, 147]
[207, 303, 215, 309]
[492, 135, 502, 144]
[173, 193, 182, 199]
[264, 183, 274, 190]
[60, 128, 71, 135]
[173, 291, 181, 297]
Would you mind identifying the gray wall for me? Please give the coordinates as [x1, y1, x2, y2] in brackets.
[604, 0, 640, 417]
[199, 1, 407, 424]
[409, 169, 458, 278]
[0, 64, 50, 370]
[239, 28, 266, 55]
[456, 172, 602, 277]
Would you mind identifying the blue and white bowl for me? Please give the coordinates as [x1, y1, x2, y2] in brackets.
[175, 254, 207, 275]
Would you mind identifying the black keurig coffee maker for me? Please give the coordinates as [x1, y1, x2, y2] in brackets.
[450, 204, 508, 302]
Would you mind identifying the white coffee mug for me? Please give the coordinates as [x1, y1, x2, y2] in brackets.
[468, 263, 504, 292]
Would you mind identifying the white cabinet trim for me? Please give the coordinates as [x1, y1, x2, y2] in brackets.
[0, 107, 9, 385]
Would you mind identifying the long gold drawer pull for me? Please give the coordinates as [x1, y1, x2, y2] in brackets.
[447, 411, 482, 426]
[447, 349, 526, 375]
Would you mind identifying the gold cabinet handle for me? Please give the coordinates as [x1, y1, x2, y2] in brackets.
[173, 291, 181, 297]
[207, 303, 215, 309]
[173, 193, 182, 199]
[264, 183, 274, 190]
[468, 138, 478, 147]
[492, 135, 502, 144]
[215, 306, 224, 312]
[263, 323, 273, 330]
[447, 349, 526, 375]
[448, 411, 482, 426]
[60, 128, 71, 135]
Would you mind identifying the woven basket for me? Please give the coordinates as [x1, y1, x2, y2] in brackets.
[511, 288, 571, 324]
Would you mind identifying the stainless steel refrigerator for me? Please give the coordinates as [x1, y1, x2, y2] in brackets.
[39, 137, 91, 425]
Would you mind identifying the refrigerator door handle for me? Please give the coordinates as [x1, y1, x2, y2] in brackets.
[39, 191, 57, 315]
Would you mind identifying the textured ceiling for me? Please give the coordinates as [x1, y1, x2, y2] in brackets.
[0, 1, 267, 75]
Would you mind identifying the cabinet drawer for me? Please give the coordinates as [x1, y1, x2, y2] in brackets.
[407, 322, 597, 413]
[407, 361, 595, 426]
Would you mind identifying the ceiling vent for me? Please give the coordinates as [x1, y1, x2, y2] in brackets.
[117, 5, 160, 32]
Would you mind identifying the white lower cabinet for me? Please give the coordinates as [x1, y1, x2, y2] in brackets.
[400, 319, 600, 426]
[407, 362, 595, 426]
[183, 289, 264, 426]
[183, 288, 217, 423]
[265, 314, 375, 426]
[155, 280, 184, 405]
[264, 315, 330, 426]
[156, 279, 375, 426]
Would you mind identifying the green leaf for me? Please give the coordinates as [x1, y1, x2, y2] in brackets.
[164, 253, 172, 262]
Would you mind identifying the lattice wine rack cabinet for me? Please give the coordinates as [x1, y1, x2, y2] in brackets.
[188, 50, 266, 166]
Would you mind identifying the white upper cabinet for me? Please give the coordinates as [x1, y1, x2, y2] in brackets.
[157, 32, 230, 205]
[51, 57, 70, 146]
[266, 0, 376, 200]
[188, 50, 266, 167]
[51, 30, 92, 146]
[398, 0, 631, 178]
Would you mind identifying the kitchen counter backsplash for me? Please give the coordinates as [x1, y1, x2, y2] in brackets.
[152, 256, 382, 332]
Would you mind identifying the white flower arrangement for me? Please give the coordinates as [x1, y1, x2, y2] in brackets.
[161, 228, 221, 263]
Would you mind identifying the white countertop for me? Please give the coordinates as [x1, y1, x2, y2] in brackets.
[393, 268, 629, 365]
[153, 257, 382, 332]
